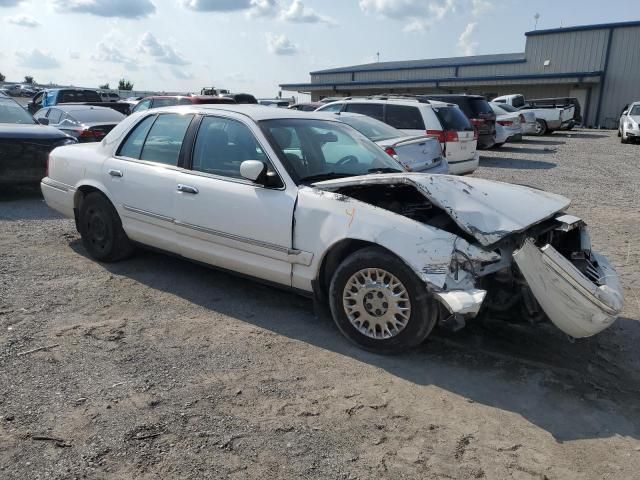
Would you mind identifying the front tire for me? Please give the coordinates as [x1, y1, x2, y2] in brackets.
[621, 129, 629, 144]
[328, 247, 438, 354]
[79, 192, 133, 262]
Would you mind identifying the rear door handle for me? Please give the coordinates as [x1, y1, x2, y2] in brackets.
[177, 184, 199, 194]
[108, 169, 123, 177]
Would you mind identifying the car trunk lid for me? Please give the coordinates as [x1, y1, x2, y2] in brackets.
[377, 136, 444, 172]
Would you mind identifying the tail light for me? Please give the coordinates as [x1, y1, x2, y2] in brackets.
[79, 128, 106, 142]
[498, 120, 513, 126]
[384, 146, 399, 160]
[426, 130, 458, 143]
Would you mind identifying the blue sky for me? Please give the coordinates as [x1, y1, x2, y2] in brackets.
[0, 0, 637, 99]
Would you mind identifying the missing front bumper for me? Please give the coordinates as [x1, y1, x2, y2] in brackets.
[513, 239, 623, 338]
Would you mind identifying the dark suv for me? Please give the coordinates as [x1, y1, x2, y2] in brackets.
[419, 94, 496, 149]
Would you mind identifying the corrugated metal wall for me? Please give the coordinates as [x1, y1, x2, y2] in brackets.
[598, 26, 640, 128]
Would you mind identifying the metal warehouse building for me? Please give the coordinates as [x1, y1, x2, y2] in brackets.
[280, 21, 640, 128]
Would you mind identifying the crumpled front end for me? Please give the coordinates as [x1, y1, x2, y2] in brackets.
[435, 213, 624, 338]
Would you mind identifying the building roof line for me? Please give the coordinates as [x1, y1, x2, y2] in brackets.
[309, 53, 526, 75]
[280, 71, 603, 89]
[525, 20, 640, 36]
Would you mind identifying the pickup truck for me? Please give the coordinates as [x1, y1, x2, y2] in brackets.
[27, 88, 131, 116]
[492, 94, 575, 135]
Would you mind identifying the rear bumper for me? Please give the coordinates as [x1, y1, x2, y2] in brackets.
[477, 133, 495, 149]
[447, 152, 479, 175]
[513, 239, 623, 338]
[41, 178, 75, 218]
[413, 158, 449, 174]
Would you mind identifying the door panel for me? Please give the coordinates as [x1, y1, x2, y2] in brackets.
[173, 114, 298, 286]
[174, 173, 297, 285]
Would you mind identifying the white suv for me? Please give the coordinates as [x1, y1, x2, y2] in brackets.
[316, 97, 479, 174]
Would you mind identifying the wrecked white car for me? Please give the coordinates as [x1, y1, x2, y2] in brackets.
[41, 106, 624, 353]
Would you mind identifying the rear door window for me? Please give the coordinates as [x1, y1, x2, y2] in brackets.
[47, 108, 63, 124]
[432, 106, 473, 131]
[139, 113, 194, 166]
[344, 103, 384, 121]
[384, 105, 425, 130]
[118, 115, 157, 159]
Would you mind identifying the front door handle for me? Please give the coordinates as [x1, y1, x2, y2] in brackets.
[177, 184, 199, 194]
[108, 169, 123, 177]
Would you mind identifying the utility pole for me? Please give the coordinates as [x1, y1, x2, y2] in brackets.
[534, 13, 540, 30]
[376, 52, 380, 62]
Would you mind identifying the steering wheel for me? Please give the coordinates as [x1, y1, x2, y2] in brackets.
[336, 155, 358, 167]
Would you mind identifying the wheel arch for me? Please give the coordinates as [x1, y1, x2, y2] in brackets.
[73, 182, 117, 230]
[314, 238, 417, 302]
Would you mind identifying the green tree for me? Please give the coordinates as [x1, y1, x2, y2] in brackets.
[0, 72, 5, 82]
[118, 78, 134, 91]
[24, 75, 34, 84]
[98, 83, 110, 89]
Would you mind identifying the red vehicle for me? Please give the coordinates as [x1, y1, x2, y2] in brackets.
[130, 95, 235, 114]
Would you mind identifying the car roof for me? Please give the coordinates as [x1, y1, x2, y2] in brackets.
[147, 104, 349, 122]
[322, 98, 453, 108]
[45, 104, 116, 112]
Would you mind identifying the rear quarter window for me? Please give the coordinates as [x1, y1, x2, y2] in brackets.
[384, 105, 425, 130]
[344, 103, 384, 122]
[469, 98, 494, 116]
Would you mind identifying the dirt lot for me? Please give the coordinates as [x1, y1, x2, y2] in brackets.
[1, 130, 639, 479]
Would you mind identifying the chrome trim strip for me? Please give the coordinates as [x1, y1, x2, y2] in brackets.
[174, 219, 289, 253]
[122, 204, 312, 265]
[41, 178, 74, 192]
[122, 204, 174, 223]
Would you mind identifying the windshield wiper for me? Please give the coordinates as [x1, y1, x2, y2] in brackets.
[367, 167, 402, 174]
[298, 172, 353, 183]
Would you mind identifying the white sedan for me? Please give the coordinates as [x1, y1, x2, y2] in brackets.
[41, 105, 623, 353]
[619, 101, 640, 144]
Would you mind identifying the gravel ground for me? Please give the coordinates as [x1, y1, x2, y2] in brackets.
[1, 129, 639, 480]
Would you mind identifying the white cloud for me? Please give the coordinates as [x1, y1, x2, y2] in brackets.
[53, 0, 156, 19]
[0, 0, 23, 6]
[15, 49, 61, 69]
[280, 0, 335, 25]
[457, 22, 478, 56]
[266, 33, 298, 55]
[6, 14, 40, 27]
[181, 0, 252, 11]
[359, 0, 456, 32]
[471, 0, 492, 16]
[247, 0, 278, 17]
[138, 32, 190, 65]
[69, 50, 80, 59]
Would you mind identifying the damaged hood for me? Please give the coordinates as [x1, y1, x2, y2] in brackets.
[313, 173, 571, 246]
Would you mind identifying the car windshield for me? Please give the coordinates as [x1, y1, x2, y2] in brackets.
[338, 115, 402, 142]
[0, 98, 36, 124]
[260, 118, 403, 183]
[630, 105, 640, 116]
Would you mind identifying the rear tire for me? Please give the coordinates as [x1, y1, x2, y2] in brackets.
[535, 119, 547, 136]
[328, 247, 438, 354]
[79, 192, 133, 262]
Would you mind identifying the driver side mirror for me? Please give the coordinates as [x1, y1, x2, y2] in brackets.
[38, 117, 49, 125]
[240, 160, 282, 188]
[240, 160, 268, 182]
